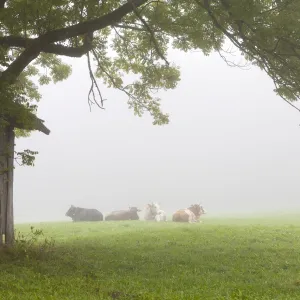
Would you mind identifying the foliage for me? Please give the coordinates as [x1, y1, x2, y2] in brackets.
[15, 149, 39, 166]
[1, 0, 300, 166]
[1, 1, 299, 125]
[197, 0, 300, 106]
[14, 128, 31, 138]
[0, 216, 299, 299]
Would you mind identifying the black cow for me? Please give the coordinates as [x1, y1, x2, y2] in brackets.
[105, 207, 141, 221]
[65, 205, 103, 222]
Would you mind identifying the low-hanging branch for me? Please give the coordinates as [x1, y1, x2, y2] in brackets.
[87, 50, 106, 111]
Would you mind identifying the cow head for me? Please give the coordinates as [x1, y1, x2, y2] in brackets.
[199, 204, 207, 215]
[128, 206, 141, 220]
[147, 202, 159, 216]
[188, 204, 206, 218]
[65, 205, 76, 217]
[129, 207, 141, 212]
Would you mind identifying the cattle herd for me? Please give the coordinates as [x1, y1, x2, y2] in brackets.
[65, 203, 206, 223]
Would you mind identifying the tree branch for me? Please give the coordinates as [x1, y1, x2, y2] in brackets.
[1, 0, 148, 84]
[130, 0, 169, 65]
[197, 0, 300, 114]
[43, 43, 92, 57]
[1, 102, 50, 134]
[87, 51, 105, 110]
[91, 48, 157, 115]
[31, 118, 50, 135]
[0, 36, 93, 57]
[114, 24, 147, 31]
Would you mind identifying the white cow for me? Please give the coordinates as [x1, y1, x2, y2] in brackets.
[144, 202, 160, 221]
[145, 202, 167, 222]
[155, 209, 167, 222]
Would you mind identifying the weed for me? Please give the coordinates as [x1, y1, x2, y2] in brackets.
[7, 226, 55, 260]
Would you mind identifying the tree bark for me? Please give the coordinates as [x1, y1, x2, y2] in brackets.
[0, 124, 15, 246]
[0, 103, 49, 247]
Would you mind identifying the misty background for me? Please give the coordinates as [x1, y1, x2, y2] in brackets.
[13, 48, 300, 223]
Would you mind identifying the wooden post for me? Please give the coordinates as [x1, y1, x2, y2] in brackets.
[0, 124, 15, 246]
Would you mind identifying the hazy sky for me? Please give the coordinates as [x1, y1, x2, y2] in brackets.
[13, 47, 300, 223]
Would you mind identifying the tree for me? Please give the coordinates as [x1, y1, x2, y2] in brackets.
[1, 0, 299, 245]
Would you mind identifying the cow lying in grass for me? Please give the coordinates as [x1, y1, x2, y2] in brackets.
[144, 202, 159, 221]
[105, 207, 141, 221]
[65, 205, 103, 222]
[154, 209, 167, 222]
[144, 202, 167, 222]
[172, 204, 206, 223]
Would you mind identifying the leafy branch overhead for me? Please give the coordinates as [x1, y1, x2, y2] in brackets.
[1, 0, 300, 128]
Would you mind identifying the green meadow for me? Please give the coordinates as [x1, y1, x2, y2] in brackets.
[1, 215, 300, 300]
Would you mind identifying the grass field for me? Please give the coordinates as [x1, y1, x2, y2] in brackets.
[1, 215, 300, 300]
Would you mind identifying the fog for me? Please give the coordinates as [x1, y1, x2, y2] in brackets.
[13, 49, 300, 223]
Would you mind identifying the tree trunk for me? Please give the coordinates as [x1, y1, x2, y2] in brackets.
[0, 124, 15, 246]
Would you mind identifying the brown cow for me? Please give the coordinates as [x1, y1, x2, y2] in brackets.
[105, 207, 141, 221]
[172, 204, 206, 223]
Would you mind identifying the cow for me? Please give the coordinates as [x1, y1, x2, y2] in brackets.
[105, 207, 141, 221]
[144, 202, 160, 221]
[65, 205, 103, 222]
[172, 204, 206, 223]
[155, 209, 167, 222]
[145, 203, 167, 222]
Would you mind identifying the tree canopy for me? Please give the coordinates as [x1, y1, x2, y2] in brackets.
[1, 0, 300, 130]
